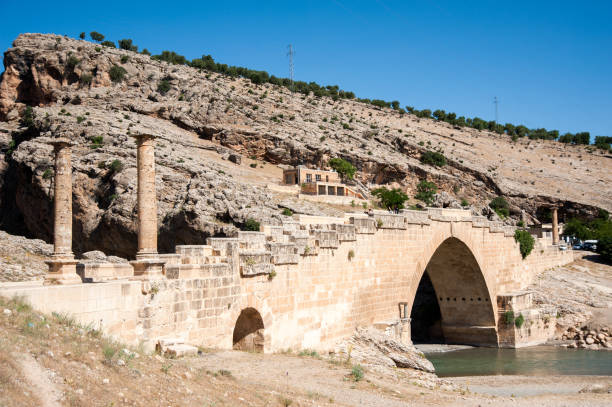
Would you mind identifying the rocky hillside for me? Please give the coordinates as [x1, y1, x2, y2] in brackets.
[0, 33, 610, 257]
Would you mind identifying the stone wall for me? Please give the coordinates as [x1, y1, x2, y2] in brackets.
[0, 208, 574, 351]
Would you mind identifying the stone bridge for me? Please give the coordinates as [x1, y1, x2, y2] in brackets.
[0, 133, 574, 352]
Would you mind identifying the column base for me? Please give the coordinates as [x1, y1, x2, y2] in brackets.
[44, 259, 81, 285]
[130, 259, 166, 280]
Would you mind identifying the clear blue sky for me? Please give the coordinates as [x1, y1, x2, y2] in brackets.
[1, 0, 610, 138]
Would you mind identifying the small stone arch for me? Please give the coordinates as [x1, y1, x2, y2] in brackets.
[232, 307, 265, 352]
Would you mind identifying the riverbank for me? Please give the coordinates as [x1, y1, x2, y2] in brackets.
[449, 374, 612, 401]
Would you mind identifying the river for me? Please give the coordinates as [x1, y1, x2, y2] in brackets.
[424, 346, 612, 377]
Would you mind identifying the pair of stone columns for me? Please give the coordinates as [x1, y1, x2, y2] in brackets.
[45, 133, 163, 284]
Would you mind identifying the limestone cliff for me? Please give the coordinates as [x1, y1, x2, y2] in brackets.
[0, 33, 610, 256]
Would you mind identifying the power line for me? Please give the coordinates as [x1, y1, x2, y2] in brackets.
[287, 44, 295, 91]
[493, 96, 499, 124]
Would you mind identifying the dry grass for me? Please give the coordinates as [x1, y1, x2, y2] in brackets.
[0, 295, 335, 406]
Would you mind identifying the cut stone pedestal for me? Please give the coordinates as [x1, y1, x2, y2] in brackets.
[130, 259, 165, 279]
[77, 262, 135, 282]
[44, 259, 81, 285]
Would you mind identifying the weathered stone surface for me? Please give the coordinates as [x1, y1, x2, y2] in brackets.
[335, 328, 435, 373]
[0, 230, 52, 281]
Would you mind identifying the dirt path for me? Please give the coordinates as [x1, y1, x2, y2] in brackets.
[18, 353, 63, 407]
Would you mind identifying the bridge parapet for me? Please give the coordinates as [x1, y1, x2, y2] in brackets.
[425, 207, 473, 222]
[349, 217, 377, 234]
[372, 213, 406, 229]
[402, 210, 431, 225]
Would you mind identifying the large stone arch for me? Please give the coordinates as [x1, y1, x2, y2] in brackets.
[408, 224, 498, 346]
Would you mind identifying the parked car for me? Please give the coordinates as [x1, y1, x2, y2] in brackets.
[583, 240, 598, 251]
[572, 243, 583, 250]
[558, 244, 568, 251]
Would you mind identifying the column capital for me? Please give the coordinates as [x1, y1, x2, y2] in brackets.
[129, 131, 157, 141]
[47, 137, 74, 149]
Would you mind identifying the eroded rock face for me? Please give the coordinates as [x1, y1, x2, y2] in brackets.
[335, 327, 435, 373]
[0, 33, 610, 256]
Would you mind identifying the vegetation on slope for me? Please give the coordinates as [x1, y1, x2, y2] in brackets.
[80, 31, 610, 151]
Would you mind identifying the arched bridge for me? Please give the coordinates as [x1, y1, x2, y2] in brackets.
[1, 208, 573, 352]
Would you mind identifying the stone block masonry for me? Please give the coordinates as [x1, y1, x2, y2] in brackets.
[1, 207, 575, 352]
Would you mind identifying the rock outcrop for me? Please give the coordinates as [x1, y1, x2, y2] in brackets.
[335, 327, 435, 373]
[0, 33, 610, 256]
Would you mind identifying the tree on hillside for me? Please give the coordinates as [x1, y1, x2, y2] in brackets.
[414, 180, 437, 206]
[597, 236, 612, 263]
[79, 32, 85, 39]
[594, 136, 612, 151]
[372, 187, 408, 212]
[118, 39, 138, 52]
[420, 150, 446, 167]
[90, 31, 104, 42]
[328, 158, 356, 180]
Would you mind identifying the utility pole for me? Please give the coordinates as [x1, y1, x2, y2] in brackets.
[287, 44, 295, 91]
[493, 96, 499, 124]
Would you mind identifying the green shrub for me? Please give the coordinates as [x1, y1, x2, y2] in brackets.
[596, 236, 612, 263]
[328, 158, 356, 180]
[21, 106, 36, 129]
[489, 196, 510, 218]
[120, 55, 129, 64]
[109, 159, 123, 174]
[415, 180, 437, 206]
[109, 65, 127, 83]
[79, 32, 85, 39]
[90, 31, 104, 42]
[66, 55, 80, 69]
[420, 150, 446, 167]
[100, 40, 116, 48]
[351, 365, 364, 382]
[243, 218, 260, 231]
[249, 163, 257, 168]
[514, 230, 535, 259]
[371, 187, 408, 211]
[157, 80, 171, 95]
[514, 313, 525, 328]
[281, 208, 293, 216]
[503, 310, 515, 325]
[42, 169, 53, 179]
[90, 136, 104, 149]
[80, 73, 93, 85]
[517, 220, 525, 227]
[461, 198, 469, 207]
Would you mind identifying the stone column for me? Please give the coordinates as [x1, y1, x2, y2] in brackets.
[551, 207, 559, 245]
[45, 138, 80, 285]
[129, 133, 165, 279]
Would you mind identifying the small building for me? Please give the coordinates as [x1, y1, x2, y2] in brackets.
[282, 166, 363, 199]
[529, 223, 563, 240]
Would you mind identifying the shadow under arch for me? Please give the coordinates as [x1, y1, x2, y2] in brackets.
[410, 237, 498, 346]
[233, 307, 265, 352]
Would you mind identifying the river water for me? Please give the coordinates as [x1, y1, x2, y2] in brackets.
[424, 346, 612, 377]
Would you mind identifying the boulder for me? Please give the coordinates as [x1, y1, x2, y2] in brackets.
[335, 327, 434, 373]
